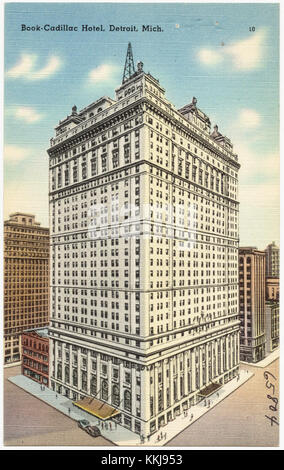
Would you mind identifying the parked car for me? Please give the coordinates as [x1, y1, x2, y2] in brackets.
[85, 425, 101, 438]
[78, 419, 90, 429]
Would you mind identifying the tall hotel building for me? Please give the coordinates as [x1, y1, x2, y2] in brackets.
[4, 213, 49, 364]
[48, 46, 240, 436]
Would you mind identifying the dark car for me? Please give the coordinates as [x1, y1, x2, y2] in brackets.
[85, 425, 101, 438]
[78, 419, 90, 429]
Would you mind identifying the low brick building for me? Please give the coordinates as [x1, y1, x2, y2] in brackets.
[22, 328, 49, 385]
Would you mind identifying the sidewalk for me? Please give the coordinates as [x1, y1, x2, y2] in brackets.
[240, 348, 279, 369]
[140, 368, 254, 446]
[9, 368, 253, 447]
[8, 374, 136, 445]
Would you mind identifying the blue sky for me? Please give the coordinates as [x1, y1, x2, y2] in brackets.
[4, 2, 280, 249]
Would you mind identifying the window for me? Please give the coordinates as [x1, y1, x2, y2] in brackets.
[72, 368, 78, 386]
[65, 365, 70, 383]
[112, 385, 120, 406]
[112, 150, 119, 168]
[101, 154, 107, 172]
[124, 144, 130, 164]
[90, 375, 97, 395]
[102, 380, 108, 400]
[73, 164, 78, 183]
[82, 162, 87, 179]
[124, 390, 132, 412]
[91, 158, 97, 176]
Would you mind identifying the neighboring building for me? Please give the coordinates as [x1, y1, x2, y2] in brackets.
[4, 213, 49, 364]
[266, 277, 279, 301]
[265, 301, 279, 355]
[47, 45, 240, 436]
[22, 327, 49, 385]
[264, 243, 279, 357]
[265, 274, 279, 356]
[264, 242, 279, 357]
[265, 241, 279, 277]
[239, 247, 266, 363]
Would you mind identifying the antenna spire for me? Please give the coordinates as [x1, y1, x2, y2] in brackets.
[122, 42, 135, 83]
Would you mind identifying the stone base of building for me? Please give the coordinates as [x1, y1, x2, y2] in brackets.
[50, 365, 239, 437]
[144, 365, 239, 437]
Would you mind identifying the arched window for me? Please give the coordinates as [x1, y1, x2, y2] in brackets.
[112, 385, 120, 407]
[102, 380, 108, 401]
[90, 375, 97, 395]
[124, 390, 131, 412]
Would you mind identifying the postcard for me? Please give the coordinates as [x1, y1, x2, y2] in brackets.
[3, 1, 280, 451]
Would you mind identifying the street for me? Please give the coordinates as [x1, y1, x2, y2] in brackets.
[167, 359, 279, 447]
[4, 359, 279, 447]
[4, 365, 112, 447]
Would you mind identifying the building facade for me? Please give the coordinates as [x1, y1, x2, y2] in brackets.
[265, 302, 279, 355]
[265, 241, 279, 278]
[265, 272, 279, 356]
[239, 247, 266, 363]
[48, 49, 240, 436]
[266, 277, 279, 301]
[4, 213, 50, 364]
[22, 328, 49, 384]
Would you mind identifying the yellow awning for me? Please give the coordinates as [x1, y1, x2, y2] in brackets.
[73, 396, 121, 420]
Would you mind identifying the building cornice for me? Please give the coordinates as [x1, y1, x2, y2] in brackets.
[144, 98, 240, 170]
[48, 94, 240, 172]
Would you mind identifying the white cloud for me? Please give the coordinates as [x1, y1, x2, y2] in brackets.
[29, 56, 62, 80]
[237, 109, 261, 129]
[4, 145, 32, 164]
[6, 53, 37, 78]
[13, 106, 44, 123]
[198, 29, 267, 72]
[88, 64, 119, 83]
[224, 30, 266, 71]
[223, 107, 278, 185]
[6, 53, 62, 80]
[197, 48, 223, 66]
